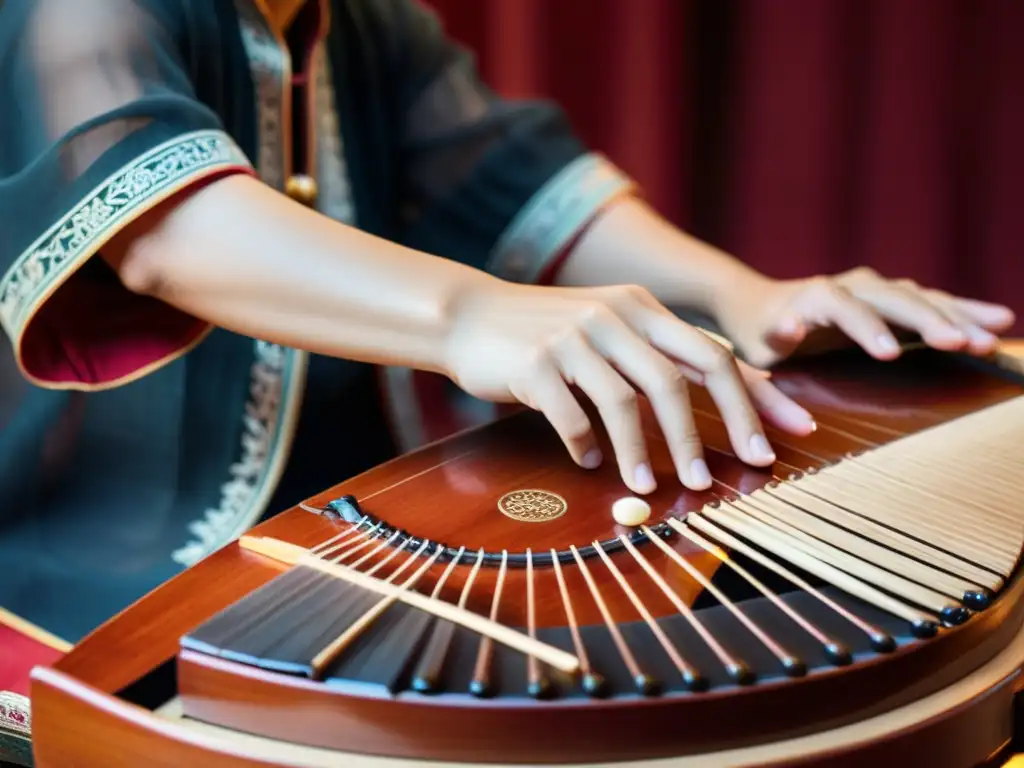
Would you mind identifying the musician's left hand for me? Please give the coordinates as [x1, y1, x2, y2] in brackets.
[714, 267, 1015, 369]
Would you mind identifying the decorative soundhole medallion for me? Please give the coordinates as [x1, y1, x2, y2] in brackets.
[497, 489, 568, 523]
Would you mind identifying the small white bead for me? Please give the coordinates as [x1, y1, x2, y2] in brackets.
[611, 496, 652, 527]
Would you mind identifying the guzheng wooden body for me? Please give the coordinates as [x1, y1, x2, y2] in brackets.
[27, 348, 1024, 767]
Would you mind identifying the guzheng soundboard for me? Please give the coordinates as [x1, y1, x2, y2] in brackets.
[26, 347, 1024, 767]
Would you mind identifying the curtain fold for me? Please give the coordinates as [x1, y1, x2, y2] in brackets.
[426, 0, 1023, 333]
[426, 0, 690, 227]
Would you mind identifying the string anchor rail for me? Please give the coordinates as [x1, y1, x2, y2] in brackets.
[238, 535, 581, 676]
[312, 495, 675, 567]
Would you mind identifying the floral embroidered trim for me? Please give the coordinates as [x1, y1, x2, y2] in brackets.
[170, 3, 321, 567]
[0, 692, 30, 737]
[314, 43, 356, 226]
[0, 691, 31, 766]
[0, 130, 250, 340]
[171, 341, 302, 566]
[234, 0, 289, 190]
[488, 153, 635, 284]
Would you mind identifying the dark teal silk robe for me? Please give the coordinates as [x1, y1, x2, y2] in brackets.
[0, 0, 634, 645]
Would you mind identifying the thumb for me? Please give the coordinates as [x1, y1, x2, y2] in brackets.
[760, 312, 807, 356]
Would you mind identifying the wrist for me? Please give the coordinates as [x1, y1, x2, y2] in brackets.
[557, 196, 772, 319]
[433, 272, 514, 378]
[702, 261, 775, 322]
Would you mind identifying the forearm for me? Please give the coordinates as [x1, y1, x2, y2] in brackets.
[104, 174, 493, 373]
[553, 196, 769, 317]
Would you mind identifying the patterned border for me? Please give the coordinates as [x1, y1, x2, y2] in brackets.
[313, 42, 356, 226]
[171, 340, 305, 566]
[487, 153, 635, 284]
[0, 692, 32, 766]
[170, 0, 323, 567]
[0, 130, 251, 343]
[234, 0, 290, 190]
[0, 693, 29, 738]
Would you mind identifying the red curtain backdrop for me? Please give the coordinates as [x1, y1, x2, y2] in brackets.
[427, 0, 1024, 333]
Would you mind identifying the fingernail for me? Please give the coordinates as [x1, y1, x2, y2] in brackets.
[877, 335, 900, 354]
[777, 315, 804, 336]
[688, 458, 712, 489]
[802, 409, 817, 431]
[634, 463, 656, 492]
[749, 434, 776, 462]
[968, 325, 997, 345]
[581, 448, 603, 469]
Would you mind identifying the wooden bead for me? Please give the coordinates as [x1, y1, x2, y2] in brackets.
[611, 496, 651, 527]
[285, 174, 318, 207]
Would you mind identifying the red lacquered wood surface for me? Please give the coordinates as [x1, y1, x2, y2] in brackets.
[27, 347, 1024, 766]
[28, 651, 1023, 768]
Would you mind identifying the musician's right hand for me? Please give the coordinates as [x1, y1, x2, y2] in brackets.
[441, 281, 817, 495]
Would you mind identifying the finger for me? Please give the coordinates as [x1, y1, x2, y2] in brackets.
[766, 313, 808, 345]
[513, 361, 602, 470]
[942, 294, 1016, 331]
[737, 360, 816, 435]
[811, 283, 902, 360]
[636, 310, 777, 467]
[586, 319, 712, 491]
[558, 336, 656, 494]
[925, 290, 1013, 352]
[853, 282, 967, 351]
[750, 313, 810, 366]
[917, 296, 998, 355]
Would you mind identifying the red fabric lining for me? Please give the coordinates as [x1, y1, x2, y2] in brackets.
[0, 625, 62, 698]
[16, 167, 254, 388]
[20, 271, 209, 386]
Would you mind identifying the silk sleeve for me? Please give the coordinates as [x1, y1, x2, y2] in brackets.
[380, 0, 637, 283]
[0, 0, 254, 390]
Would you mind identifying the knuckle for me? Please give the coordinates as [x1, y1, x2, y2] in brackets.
[895, 277, 919, 291]
[819, 278, 847, 298]
[545, 326, 587, 355]
[521, 346, 555, 377]
[677, 431, 705, 454]
[578, 300, 617, 329]
[562, 417, 593, 444]
[826, 282, 857, 306]
[847, 265, 878, 281]
[650, 365, 688, 398]
[703, 341, 736, 373]
[807, 275, 837, 296]
[620, 283, 654, 303]
[608, 383, 639, 412]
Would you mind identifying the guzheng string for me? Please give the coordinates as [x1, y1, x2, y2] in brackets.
[238, 535, 581, 676]
[212, 392, 1024, 701]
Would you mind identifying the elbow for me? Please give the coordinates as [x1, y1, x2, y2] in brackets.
[102, 222, 173, 298]
[106, 174, 243, 299]
[115, 243, 168, 297]
[102, 203, 178, 298]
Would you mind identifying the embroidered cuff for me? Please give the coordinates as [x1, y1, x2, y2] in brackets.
[0, 130, 254, 390]
[0, 691, 32, 767]
[487, 153, 636, 284]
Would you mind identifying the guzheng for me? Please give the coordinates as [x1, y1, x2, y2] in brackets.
[26, 347, 1024, 767]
